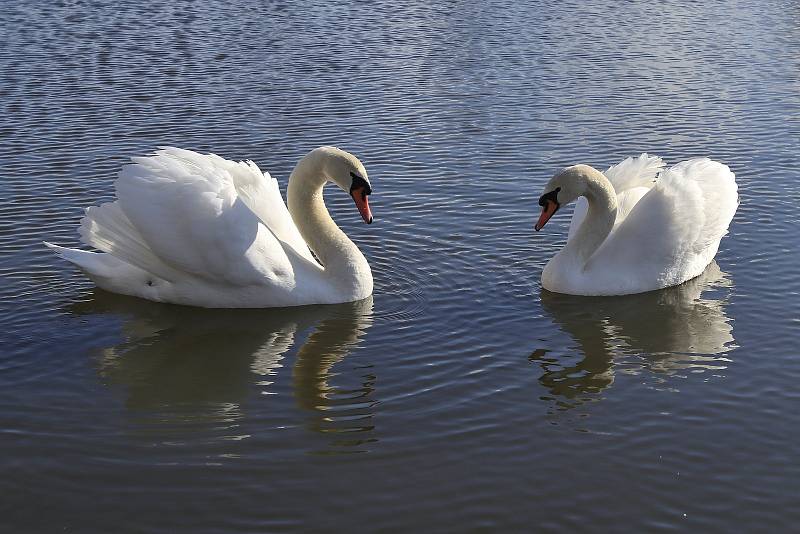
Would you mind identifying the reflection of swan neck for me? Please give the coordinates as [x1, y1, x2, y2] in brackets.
[292, 297, 374, 412]
[567, 168, 617, 265]
[286, 151, 371, 295]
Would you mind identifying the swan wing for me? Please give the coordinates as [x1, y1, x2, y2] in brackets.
[590, 158, 737, 285]
[206, 150, 317, 264]
[103, 147, 298, 286]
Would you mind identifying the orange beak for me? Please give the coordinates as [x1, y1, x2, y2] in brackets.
[535, 199, 558, 231]
[351, 187, 373, 224]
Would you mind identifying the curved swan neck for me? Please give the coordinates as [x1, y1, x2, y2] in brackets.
[286, 151, 371, 292]
[568, 167, 617, 265]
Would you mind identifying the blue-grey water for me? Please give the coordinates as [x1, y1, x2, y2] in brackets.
[2, 1, 800, 531]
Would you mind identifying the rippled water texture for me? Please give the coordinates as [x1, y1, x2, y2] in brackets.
[2, 1, 800, 531]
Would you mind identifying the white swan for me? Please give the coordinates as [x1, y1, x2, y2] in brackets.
[535, 154, 738, 296]
[45, 146, 375, 308]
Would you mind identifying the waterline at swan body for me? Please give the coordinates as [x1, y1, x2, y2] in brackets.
[45, 146, 374, 308]
[535, 154, 738, 296]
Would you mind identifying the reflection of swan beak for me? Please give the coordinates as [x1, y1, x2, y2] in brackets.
[351, 187, 373, 224]
[535, 199, 559, 231]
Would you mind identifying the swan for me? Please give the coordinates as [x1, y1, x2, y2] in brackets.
[45, 146, 375, 308]
[534, 154, 738, 296]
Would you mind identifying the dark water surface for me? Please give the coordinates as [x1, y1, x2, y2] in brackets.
[2, 1, 800, 531]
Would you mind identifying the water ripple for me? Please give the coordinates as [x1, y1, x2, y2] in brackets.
[2, 0, 800, 531]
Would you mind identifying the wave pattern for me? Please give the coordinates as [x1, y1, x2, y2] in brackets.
[2, 0, 800, 531]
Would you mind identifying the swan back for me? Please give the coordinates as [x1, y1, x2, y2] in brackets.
[71, 147, 314, 299]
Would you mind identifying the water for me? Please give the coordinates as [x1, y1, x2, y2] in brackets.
[2, 0, 800, 531]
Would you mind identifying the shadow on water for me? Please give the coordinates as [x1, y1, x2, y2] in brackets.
[69, 291, 376, 452]
[531, 262, 735, 410]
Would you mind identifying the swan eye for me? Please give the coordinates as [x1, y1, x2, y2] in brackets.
[539, 187, 561, 207]
[350, 172, 372, 196]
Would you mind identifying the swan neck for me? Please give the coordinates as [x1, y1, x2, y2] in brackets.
[570, 169, 617, 265]
[286, 152, 371, 294]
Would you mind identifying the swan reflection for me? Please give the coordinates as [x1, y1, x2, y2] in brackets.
[71, 292, 375, 451]
[533, 262, 735, 409]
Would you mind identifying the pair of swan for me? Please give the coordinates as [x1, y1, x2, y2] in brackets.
[46, 147, 738, 306]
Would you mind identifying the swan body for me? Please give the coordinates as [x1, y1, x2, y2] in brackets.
[535, 154, 738, 296]
[46, 146, 375, 308]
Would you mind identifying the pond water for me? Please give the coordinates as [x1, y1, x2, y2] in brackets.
[2, 0, 800, 531]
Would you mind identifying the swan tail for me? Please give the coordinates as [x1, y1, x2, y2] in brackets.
[604, 153, 665, 192]
[44, 241, 164, 299]
[78, 201, 179, 282]
[44, 242, 118, 278]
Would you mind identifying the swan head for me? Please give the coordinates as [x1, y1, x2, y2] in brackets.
[535, 165, 593, 231]
[317, 146, 373, 224]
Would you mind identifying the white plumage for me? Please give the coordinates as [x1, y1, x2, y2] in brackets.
[538, 154, 738, 296]
[46, 146, 374, 308]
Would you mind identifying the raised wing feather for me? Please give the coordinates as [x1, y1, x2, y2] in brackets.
[112, 147, 297, 286]
[191, 150, 317, 264]
[604, 153, 665, 192]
